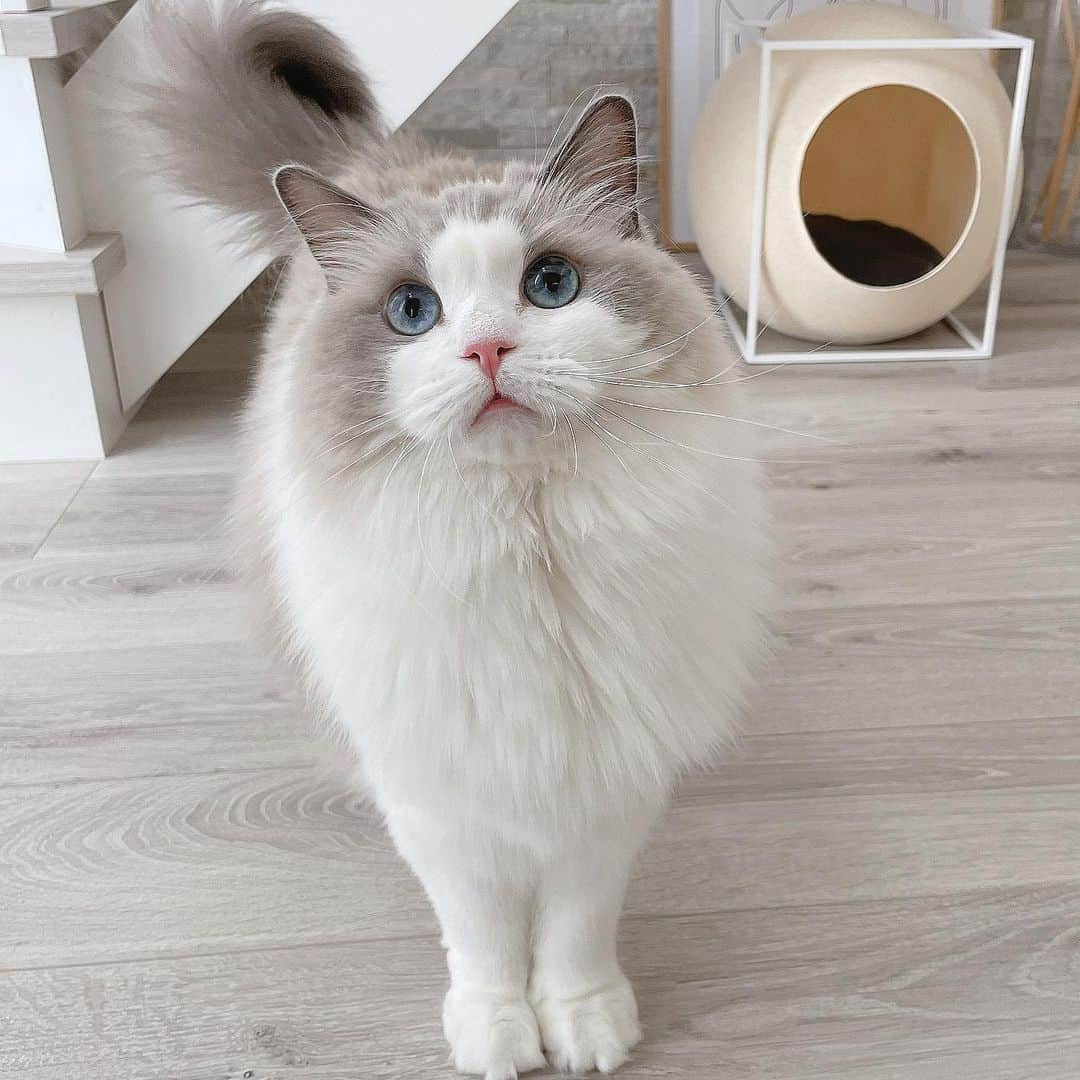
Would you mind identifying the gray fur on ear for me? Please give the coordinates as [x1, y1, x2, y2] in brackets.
[273, 165, 379, 284]
[541, 94, 640, 236]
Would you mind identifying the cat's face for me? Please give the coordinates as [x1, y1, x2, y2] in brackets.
[276, 96, 702, 476]
[382, 211, 653, 465]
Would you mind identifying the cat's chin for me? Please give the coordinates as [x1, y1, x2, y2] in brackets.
[455, 406, 562, 469]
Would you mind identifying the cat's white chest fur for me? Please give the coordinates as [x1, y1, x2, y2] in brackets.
[271, 423, 767, 837]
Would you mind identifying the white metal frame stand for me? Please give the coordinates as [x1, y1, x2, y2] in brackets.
[724, 25, 1034, 366]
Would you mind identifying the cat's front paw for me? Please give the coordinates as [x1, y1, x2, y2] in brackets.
[531, 976, 642, 1074]
[443, 987, 546, 1079]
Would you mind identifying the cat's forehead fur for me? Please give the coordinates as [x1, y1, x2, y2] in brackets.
[339, 165, 652, 315]
[427, 217, 524, 308]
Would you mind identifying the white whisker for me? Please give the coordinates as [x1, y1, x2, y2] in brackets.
[316, 412, 400, 459]
[572, 411, 644, 488]
[595, 395, 834, 443]
[575, 302, 729, 371]
[583, 396, 812, 465]
[564, 410, 580, 480]
[540, 402, 559, 438]
[560, 391, 736, 517]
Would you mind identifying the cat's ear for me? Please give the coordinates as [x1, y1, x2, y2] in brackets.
[540, 94, 640, 236]
[273, 165, 379, 287]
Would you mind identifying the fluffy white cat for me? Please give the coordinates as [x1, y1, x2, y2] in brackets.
[130, 3, 772, 1076]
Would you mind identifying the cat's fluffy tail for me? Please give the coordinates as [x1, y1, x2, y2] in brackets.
[123, 0, 380, 252]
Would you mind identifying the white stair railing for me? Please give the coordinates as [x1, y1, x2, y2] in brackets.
[1, 0, 516, 462]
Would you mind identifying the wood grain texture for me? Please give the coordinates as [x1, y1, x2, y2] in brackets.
[0, 461, 92, 562]
[0, 643, 310, 785]
[0, 553, 244, 654]
[1, 254, 1079, 1078]
[760, 599, 1080, 732]
[3, 886, 1079, 1079]
[4, 764, 1080, 972]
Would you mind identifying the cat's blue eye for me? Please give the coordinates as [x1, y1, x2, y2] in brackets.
[386, 282, 441, 336]
[523, 254, 580, 309]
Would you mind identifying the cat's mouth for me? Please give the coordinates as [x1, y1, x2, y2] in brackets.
[473, 391, 535, 424]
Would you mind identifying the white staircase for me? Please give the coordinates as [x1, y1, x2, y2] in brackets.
[0, 0, 516, 461]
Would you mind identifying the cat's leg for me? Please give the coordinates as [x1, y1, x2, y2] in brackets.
[529, 810, 657, 1074]
[387, 808, 545, 1080]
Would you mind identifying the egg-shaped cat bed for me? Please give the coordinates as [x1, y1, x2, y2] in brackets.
[688, 3, 1018, 345]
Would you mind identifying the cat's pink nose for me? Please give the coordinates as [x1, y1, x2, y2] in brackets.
[462, 338, 515, 383]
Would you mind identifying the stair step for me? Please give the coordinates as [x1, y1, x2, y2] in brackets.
[0, 232, 124, 295]
[0, 1, 122, 57]
[1, 2, 52, 14]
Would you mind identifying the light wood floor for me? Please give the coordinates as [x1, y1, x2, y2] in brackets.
[3, 254, 1080, 1079]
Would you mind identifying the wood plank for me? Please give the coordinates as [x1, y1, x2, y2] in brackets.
[33, 470, 233, 556]
[0, 643, 321, 785]
[89, 371, 248, 480]
[756, 597, 1080, 733]
[0, 460, 92, 561]
[981, 303, 1080, 389]
[0, 552, 245, 655]
[741, 357, 1080, 447]
[3, 762, 1080, 971]
[169, 326, 260, 374]
[0, 643, 287, 737]
[775, 479, 1080, 609]
[171, 288, 266, 374]
[0, 766, 432, 970]
[632, 786, 1080, 918]
[3, 884, 1079, 1079]
[683, 715, 1080, 803]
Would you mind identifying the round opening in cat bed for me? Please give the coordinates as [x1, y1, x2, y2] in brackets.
[799, 85, 978, 289]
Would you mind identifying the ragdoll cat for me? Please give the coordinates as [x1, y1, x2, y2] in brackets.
[130, 2, 771, 1075]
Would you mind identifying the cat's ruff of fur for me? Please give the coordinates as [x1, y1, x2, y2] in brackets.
[128, 3, 772, 1076]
